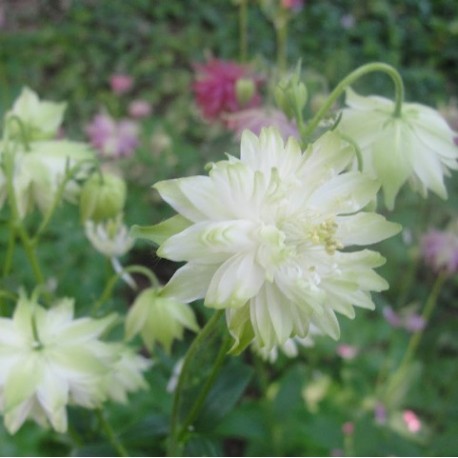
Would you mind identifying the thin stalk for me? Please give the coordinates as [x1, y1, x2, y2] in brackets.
[167, 310, 225, 456]
[3, 221, 16, 277]
[92, 264, 160, 314]
[96, 409, 128, 457]
[275, 15, 288, 74]
[239, 0, 248, 62]
[301, 62, 405, 141]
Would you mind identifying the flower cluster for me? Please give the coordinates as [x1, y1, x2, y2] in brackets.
[193, 59, 262, 121]
[0, 293, 150, 434]
[148, 127, 400, 352]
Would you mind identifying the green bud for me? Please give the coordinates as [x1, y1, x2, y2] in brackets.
[80, 172, 126, 222]
[235, 78, 256, 107]
[274, 63, 308, 120]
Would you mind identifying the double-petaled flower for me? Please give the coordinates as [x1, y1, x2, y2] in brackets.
[143, 127, 400, 353]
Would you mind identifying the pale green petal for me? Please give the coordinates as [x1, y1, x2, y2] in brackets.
[161, 263, 214, 303]
[130, 215, 191, 245]
[4, 355, 42, 412]
[50, 346, 111, 375]
[205, 253, 264, 309]
[310, 306, 340, 340]
[59, 314, 117, 343]
[240, 129, 260, 167]
[336, 212, 401, 246]
[4, 398, 34, 434]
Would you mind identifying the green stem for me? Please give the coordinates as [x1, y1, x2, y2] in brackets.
[3, 221, 16, 278]
[96, 409, 128, 457]
[178, 334, 231, 440]
[92, 264, 160, 315]
[167, 310, 225, 457]
[301, 62, 405, 141]
[239, 0, 248, 62]
[397, 271, 447, 372]
[275, 15, 288, 74]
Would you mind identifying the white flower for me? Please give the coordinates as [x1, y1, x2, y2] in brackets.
[0, 293, 118, 434]
[145, 127, 400, 353]
[103, 345, 152, 404]
[6, 87, 66, 141]
[125, 287, 199, 353]
[85, 217, 134, 258]
[0, 140, 94, 218]
[338, 88, 458, 209]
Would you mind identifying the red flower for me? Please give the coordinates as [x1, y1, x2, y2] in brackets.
[193, 59, 261, 121]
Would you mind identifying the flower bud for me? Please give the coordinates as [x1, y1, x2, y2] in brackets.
[80, 172, 126, 222]
[235, 77, 256, 107]
[274, 67, 307, 120]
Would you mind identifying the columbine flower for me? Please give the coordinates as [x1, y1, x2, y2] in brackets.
[193, 59, 261, 121]
[338, 88, 458, 209]
[110, 74, 134, 95]
[6, 87, 66, 141]
[253, 335, 315, 363]
[86, 112, 139, 158]
[128, 100, 152, 119]
[125, 287, 199, 353]
[0, 140, 94, 218]
[383, 306, 425, 332]
[421, 224, 458, 274]
[147, 127, 400, 352]
[224, 107, 299, 141]
[103, 345, 151, 404]
[0, 293, 117, 434]
[85, 217, 134, 258]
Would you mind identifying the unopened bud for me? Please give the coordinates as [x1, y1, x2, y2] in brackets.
[235, 78, 256, 107]
[274, 66, 307, 120]
[80, 172, 126, 222]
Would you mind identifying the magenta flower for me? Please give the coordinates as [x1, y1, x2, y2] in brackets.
[86, 112, 139, 158]
[224, 107, 299, 141]
[110, 74, 134, 95]
[193, 59, 261, 121]
[336, 344, 359, 360]
[421, 228, 458, 274]
[128, 100, 152, 119]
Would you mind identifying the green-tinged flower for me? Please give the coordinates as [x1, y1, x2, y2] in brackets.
[338, 88, 458, 209]
[80, 172, 127, 222]
[6, 87, 66, 141]
[85, 216, 134, 258]
[125, 287, 199, 353]
[145, 127, 400, 353]
[0, 140, 94, 218]
[0, 293, 118, 434]
[103, 345, 152, 404]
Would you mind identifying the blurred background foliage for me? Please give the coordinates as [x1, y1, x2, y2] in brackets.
[0, 0, 457, 456]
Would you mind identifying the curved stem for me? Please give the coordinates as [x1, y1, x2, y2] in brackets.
[96, 409, 128, 457]
[167, 310, 225, 456]
[3, 221, 16, 278]
[92, 264, 160, 314]
[302, 62, 405, 141]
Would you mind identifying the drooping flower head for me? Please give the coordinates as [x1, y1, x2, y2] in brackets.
[145, 127, 400, 353]
[421, 222, 458, 274]
[0, 293, 118, 434]
[193, 59, 262, 121]
[86, 112, 139, 158]
[125, 287, 199, 353]
[338, 89, 458, 209]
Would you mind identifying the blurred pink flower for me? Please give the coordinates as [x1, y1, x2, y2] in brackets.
[342, 422, 354, 436]
[403, 410, 421, 433]
[86, 112, 139, 158]
[281, 0, 305, 11]
[193, 59, 261, 121]
[383, 306, 425, 333]
[374, 403, 387, 425]
[224, 107, 299, 141]
[336, 344, 359, 360]
[421, 229, 458, 274]
[110, 74, 134, 95]
[128, 100, 152, 119]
